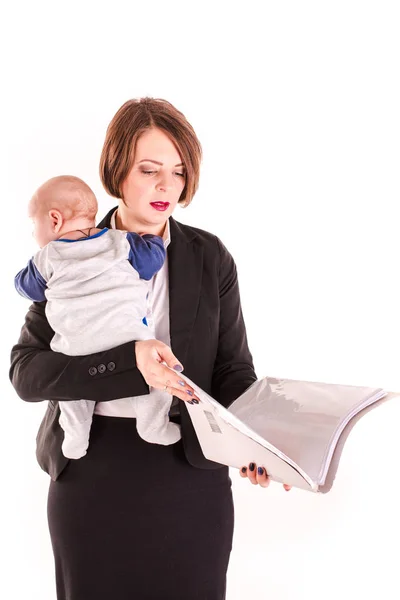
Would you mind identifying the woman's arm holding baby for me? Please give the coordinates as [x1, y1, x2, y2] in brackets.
[10, 302, 197, 403]
[10, 301, 149, 403]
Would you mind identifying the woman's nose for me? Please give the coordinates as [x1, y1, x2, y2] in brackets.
[156, 174, 173, 192]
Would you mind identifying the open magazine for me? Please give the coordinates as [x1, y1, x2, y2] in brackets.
[180, 375, 394, 493]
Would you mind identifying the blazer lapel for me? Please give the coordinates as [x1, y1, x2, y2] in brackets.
[97, 207, 116, 228]
[168, 220, 223, 470]
[168, 217, 203, 367]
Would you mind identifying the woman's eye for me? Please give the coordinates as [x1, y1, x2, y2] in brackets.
[141, 169, 185, 177]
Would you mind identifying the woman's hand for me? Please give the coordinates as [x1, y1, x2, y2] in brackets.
[135, 339, 199, 403]
[239, 463, 292, 491]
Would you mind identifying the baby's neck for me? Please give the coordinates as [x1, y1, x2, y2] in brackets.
[58, 219, 99, 240]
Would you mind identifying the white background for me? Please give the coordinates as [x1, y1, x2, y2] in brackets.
[1, 1, 400, 599]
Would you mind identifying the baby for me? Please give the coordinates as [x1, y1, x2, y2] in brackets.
[15, 175, 181, 458]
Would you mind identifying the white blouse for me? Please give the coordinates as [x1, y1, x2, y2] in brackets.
[93, 210, 181, 441]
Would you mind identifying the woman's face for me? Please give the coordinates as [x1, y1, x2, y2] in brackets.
[120, 127, 186, 230]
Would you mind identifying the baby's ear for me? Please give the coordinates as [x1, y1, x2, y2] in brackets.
[49, 209, 63, 232]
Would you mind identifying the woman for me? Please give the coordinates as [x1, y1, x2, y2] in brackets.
[10, 97, 285, 600]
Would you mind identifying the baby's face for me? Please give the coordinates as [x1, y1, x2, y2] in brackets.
[29, 214, 55, 248]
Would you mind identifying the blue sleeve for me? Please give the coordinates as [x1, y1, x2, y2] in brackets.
[14, 259, 48, 302]
[126, 233, 166, 280]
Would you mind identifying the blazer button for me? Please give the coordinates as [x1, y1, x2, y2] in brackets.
[98, 363, 106, 374]
[89, 366, 97, 376]
[107, 361, 116, 371]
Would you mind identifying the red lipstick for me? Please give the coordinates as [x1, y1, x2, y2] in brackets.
[150, 202, 170, 212]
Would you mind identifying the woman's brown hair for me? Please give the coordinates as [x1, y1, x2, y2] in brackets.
[100, 97, 202, 207]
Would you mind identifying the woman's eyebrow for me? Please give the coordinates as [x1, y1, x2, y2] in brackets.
[138, 159, 184, 167]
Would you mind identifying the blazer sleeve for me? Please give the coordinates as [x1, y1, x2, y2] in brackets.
[9, 301, 150, 403]
[211, 238, 257, 408]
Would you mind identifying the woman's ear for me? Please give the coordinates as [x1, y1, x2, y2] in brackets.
[48, 209, 64, 233]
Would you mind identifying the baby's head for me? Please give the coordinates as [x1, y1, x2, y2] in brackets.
[29, 175, 98, 247]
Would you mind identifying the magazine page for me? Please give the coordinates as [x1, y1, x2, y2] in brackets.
[180, 375, 316, 491]
[319, 392, 398, 493]
[228, 377, 386, 485]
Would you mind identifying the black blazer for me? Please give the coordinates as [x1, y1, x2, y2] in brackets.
[9, 208, 257, 480]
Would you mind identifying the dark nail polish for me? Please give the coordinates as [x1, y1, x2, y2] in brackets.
[178, 380, 185, 386]
[192, 399, 199, 404]
[188, 400, 194, 405]
[174, 365, 183, 372]
[241, 467, 247, 473]
[186, 390, 193, 396]
[257, 467, 264, 476]
[249, 462, 255, 472]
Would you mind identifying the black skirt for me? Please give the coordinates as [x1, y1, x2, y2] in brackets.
[47, 414, 234, 600]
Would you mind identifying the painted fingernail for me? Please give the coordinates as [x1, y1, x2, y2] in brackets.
[249, 463, 255, 472]
[257, 467, 264, 476]
[188, 400, 194, 405]
[186, 390, 193, 396]
[178, 380, 185, 386]
[174, 365, 183, 372]
[192, 399, 199, 404]
[241, 467, 247, 473]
